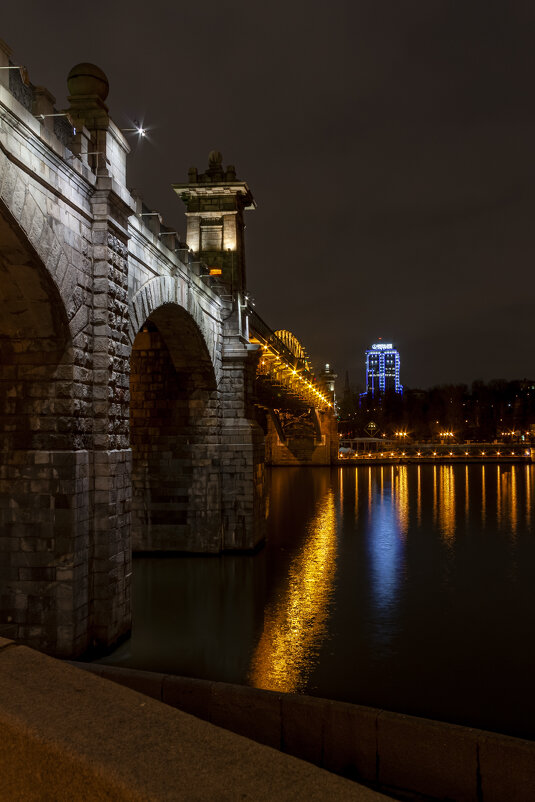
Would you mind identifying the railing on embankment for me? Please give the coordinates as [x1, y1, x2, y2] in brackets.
[77, 662, 535, 802]
[338, 442, 534, 465]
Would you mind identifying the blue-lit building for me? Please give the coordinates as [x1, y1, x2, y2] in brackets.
[365, 342, 403, 396]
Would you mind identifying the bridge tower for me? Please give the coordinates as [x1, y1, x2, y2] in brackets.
[174, 155, 266, 550]
[174, 151, 255, 294]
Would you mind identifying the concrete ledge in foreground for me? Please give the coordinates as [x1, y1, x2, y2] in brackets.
[0, 638, 390, 801]
[77, 662, 535, 802]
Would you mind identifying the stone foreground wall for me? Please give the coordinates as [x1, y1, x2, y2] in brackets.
[80, 661, 535, 802]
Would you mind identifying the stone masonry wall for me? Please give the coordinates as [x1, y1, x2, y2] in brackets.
[130, 326, 221, 552]
[220, 328, 266, 550]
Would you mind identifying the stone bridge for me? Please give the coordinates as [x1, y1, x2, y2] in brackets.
[0, 45, 336, 658]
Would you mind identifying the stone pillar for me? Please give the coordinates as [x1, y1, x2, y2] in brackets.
[173, 152, 255, 295]
[220, 325, 266, 550]
[66, 63, 134, 650]
[89, 218, 133, 648]
[175, 156, 265, 551]
[0, 39, 12, 89]
[32, 86, 56, 132]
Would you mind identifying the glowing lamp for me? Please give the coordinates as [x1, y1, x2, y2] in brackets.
[209, 268, 222, 276]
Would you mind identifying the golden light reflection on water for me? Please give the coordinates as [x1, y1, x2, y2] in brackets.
[355, 468, 359, 521]
[526, 466, 532, 527]
[481, 465, 486, 526]
[417, 465, 422, 526]
[496, 466, 502, 529]
[433, 466, 438, 527]
[438, 466, 456, 543]
[394, 465, 409, 536]
[510, 467, 518, 536]
[248, 489, 337, 693]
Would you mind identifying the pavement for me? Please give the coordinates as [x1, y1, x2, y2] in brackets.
[0, 637, 393, 800]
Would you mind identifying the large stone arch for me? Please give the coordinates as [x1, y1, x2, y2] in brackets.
[0, 146, 89, 340]
[129, 288, 222, 552]
[129, 276, 219, 369]
[0, 198, 90, 656]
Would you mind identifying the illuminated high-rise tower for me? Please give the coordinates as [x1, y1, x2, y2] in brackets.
[365, 342, 402, 396]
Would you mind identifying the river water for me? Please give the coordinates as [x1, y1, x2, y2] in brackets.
[99, 464, 535, 740]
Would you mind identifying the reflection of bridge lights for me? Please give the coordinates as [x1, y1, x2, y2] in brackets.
[248, 490, 337, 692]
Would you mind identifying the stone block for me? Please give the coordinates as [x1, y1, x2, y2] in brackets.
[323, 700, 378, 782]
[376, 710, 478, 801]
[281, 693, 330, 766]
[211, 682, 282, 750]
[162, 674, 214, 722]
[479, 731, 535, 802]
[98, 665, 165, 702]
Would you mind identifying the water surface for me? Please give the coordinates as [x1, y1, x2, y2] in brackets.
[99, 464, 535, 740]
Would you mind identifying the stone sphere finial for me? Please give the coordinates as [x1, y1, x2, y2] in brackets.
[208, 150, 223, 167]
[67, 63, 109, 100]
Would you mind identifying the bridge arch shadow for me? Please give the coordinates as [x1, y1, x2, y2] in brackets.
[129, 302, 222, 552]
[0, 200, 89, 655]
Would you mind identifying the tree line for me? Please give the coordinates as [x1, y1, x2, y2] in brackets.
[338, 379, 535, 442]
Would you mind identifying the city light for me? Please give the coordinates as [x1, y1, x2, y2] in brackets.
[122, 120, 147, 137]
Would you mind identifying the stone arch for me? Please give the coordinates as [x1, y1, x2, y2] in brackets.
[0, 147, 88, 338]
[129, 296, 222, 552]
[129, 276, 218, 368]
[0, 199, 88, 656]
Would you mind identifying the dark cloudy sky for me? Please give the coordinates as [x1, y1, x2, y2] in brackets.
[3, 1, 534, 389]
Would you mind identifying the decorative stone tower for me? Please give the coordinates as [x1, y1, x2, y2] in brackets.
[173, 151, 255, 293]
[174, 153, 266, 550]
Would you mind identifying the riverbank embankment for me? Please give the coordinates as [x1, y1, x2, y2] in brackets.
[77, 661, 535, 802]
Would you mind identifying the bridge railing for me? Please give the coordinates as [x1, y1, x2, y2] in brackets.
[248, 309, 310, 375]
[248, 309, 332, 409]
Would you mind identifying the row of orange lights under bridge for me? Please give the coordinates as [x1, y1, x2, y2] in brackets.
[339, 449, 532, 459]
[256, 344, 333, 409]
[395, 431, 454, 438]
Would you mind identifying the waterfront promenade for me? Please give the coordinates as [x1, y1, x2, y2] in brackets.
[338, 440, 534, 465]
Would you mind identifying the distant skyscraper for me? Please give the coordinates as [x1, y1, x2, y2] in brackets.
[365, 342, 402, 396]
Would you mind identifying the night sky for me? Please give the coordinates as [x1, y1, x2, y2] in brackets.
[2, 2, 534, 389]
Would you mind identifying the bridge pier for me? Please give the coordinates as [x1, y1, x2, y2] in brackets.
[219, 336, 266, 551]
[129, 316, 222, 553]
